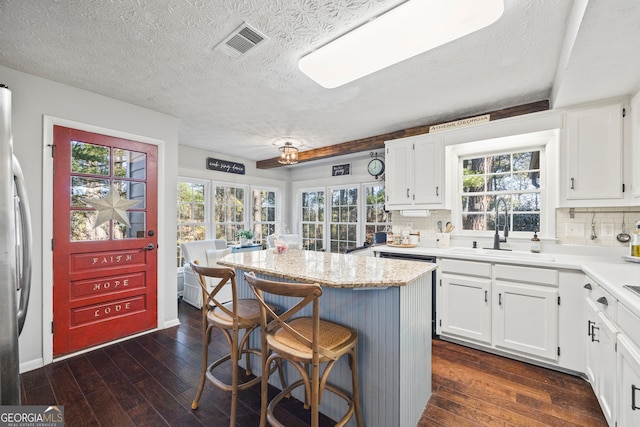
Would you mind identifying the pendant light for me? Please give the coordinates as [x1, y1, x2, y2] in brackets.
[278, 141, 299, 165]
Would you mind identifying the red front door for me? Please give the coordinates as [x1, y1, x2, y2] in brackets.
[52, 126, 158, 357]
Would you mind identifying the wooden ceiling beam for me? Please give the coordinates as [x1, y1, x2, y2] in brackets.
[256, 100, 549, 169]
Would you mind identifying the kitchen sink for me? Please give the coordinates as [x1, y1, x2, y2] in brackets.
[447, 247, 555, 262]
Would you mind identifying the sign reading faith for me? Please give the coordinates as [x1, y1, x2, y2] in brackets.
[332, 163, 351, 176]
[206, 157, 246, 175]
[429, 114, 490, 133]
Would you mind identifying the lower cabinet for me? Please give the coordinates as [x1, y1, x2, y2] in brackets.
[493, 282, 558, 360]
[618, 335, 640, 427]
[438, 258, 559, 363]
[440, 274, 491, 344]
[585, 301, 619, 426]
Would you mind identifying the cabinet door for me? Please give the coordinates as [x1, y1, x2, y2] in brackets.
[566, 103, 623, 200]
[385, 140, 412, 206]
[618, 335, 640, 427]
[413, 137, 443, 205]
[493, 282, 558, 360]
[598, 312, 618, 427]
[585, 298, 600, 387]
[440, 274, 491, 344]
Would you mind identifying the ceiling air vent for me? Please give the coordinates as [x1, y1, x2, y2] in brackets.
[214, 22, 268, 59]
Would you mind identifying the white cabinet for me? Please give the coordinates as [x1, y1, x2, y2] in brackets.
[493, 282, 558, 360]
[564, 103, 624, 203]
[385, 133, 443, 209]
[617, 335, 640, 427]
[438, 259, 560, 363]
[584, 280, 619, 427]
[440, 274, 492, 344]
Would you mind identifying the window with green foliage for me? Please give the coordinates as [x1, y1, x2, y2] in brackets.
[301, 190, 325, 251]
[251, 188, 277, 246]
[177, 180, 207, 267]
[364, 184, 391, 244]
[330, 187, 358, 253]
[214, 184, 246, 242]
[461, 150, 541, 233]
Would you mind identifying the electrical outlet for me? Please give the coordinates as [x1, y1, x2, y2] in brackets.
[566, 223, 584, 237]
[601, 223, 614, 237]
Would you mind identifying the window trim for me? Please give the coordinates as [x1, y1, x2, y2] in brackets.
[298, 182, 391, 252]
[447, 130, 557, 239]
[249, 185, 280, 246]
[177, 177, 210, 270]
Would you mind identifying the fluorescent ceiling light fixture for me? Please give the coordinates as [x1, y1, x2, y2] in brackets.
[298, 0, 504, 88]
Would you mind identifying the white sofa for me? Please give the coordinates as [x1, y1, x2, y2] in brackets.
[181, 239, 231, 308]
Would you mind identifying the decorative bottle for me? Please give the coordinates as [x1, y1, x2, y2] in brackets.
[530, 231, 541, 253]
[631, 221, 640, 258]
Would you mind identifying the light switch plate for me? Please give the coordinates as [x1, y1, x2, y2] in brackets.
[566, 223, 585, 237]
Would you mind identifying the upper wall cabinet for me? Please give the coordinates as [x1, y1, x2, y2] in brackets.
[631, 91, 640, 203]
[385, 133, 444, 210]
[562, 102, 625, 206]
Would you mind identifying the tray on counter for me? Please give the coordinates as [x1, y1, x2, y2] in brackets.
[386, 243, 418, 248]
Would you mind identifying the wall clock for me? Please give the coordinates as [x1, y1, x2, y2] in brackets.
[367, 157, 385, 178]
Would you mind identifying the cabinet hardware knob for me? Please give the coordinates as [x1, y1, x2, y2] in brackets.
[406, 188, 410, 198]
[436, 186, 439, 196]
[498, 293, 502, 306]
[633, 384, 640, 411]
[484, 290, 488, 303]
[588, 320, 595, 336]
[570, 177, 575, 190]
[591, 324, 600, 342]
[596, 296, 608, 306]
[583, 283, 592, 290]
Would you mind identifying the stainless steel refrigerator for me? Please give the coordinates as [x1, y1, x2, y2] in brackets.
[0, 84, 33, 405]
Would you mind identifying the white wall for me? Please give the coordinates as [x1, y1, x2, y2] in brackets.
[0, 65, 180, 371]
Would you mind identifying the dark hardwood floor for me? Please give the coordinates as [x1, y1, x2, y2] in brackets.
[20, 300, 607, 426]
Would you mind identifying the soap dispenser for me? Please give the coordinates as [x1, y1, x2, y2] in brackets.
[631, 221, 640, 258]
[530, 231, 541, 253]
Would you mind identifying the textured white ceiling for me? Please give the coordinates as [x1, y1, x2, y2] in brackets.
[0, 0, 639, 163]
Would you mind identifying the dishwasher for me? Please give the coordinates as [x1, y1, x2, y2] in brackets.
[377, 251, 438, 338]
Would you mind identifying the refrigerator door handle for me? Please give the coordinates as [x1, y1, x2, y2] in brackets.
[13, 154, 32, 335]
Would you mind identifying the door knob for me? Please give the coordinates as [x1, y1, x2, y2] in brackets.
[142, 243, 155, 251]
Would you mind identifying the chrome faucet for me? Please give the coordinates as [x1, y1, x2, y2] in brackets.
[493, 197, 509, 250]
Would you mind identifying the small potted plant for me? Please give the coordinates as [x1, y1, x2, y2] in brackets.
[236, 229, 254, 246]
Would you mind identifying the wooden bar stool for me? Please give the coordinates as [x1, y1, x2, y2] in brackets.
[244, 272, 363, 427]
[190, 263, 284, 426]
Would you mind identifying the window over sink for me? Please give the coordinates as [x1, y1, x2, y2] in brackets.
[448, 129, 558, 238]
[461, 150, 541, 232]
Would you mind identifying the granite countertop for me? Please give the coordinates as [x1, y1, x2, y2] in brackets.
[218, 249, 436, 288]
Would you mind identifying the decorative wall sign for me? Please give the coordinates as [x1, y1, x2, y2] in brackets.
[206, 157, 246, 175]
[429, 114, 490, 132]
[332, 163, 351, 176]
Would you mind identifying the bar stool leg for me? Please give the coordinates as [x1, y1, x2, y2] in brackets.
[192, 324, 212, 409]
[230, 326, 239, 426]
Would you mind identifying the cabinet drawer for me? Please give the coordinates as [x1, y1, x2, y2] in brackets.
[585, 280, 618, 321]
[619, 303, 640, 349]
[494, 264, 557, 287]
[440, 258, 491, 278]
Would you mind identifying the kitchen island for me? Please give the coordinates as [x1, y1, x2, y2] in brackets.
[219, 249, 436, 427]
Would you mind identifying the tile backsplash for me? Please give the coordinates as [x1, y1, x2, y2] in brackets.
[390, 210, 454, 238]
[390, 207, 640, 247]
[556, 207, 640, 247]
